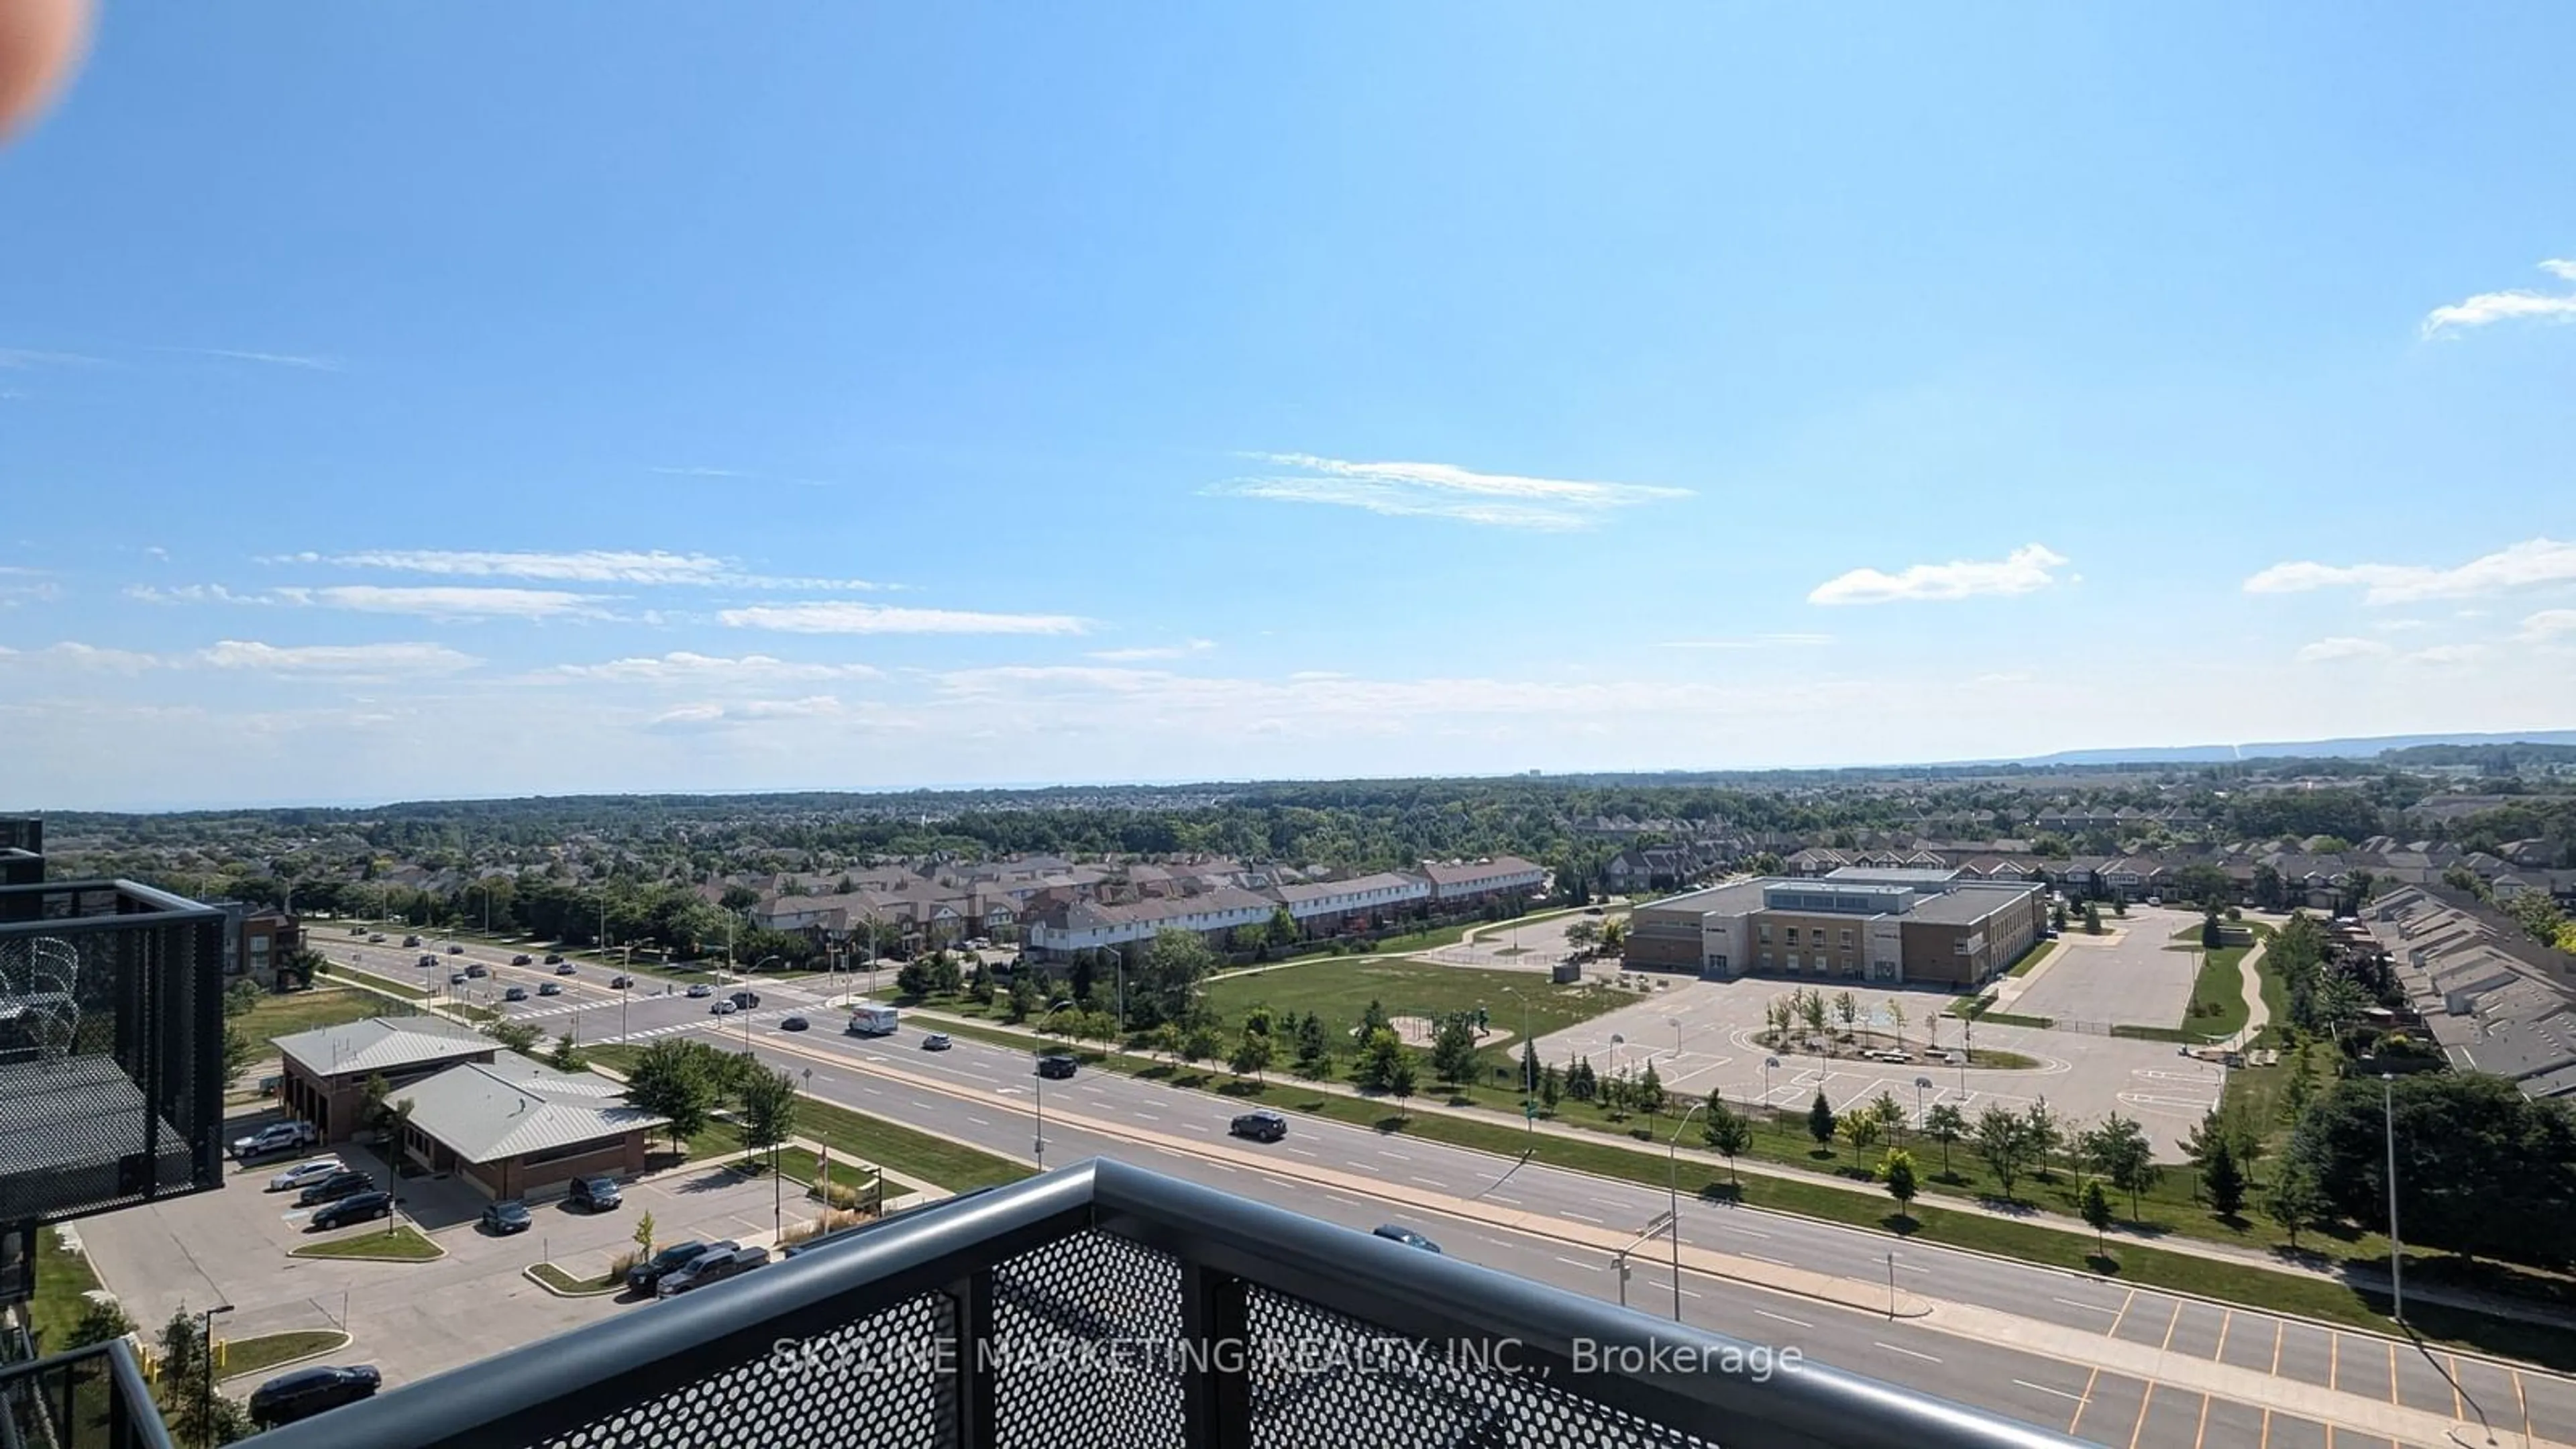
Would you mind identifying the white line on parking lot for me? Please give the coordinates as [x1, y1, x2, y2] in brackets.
[2012, 1379, 2088, 1403]
[2053, 1296, 2118, 1314]
[1874, 1341, 1942, 1364]
[1756, 1309, 1811, 1330]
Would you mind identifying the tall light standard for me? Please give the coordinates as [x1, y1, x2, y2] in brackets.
[2381, 1074, 2404, 1324]
[1034, 1000, 1076, 1167]
[1762, 1056, 1781, 1132]
[467, 881, 491, 937]
[199, 1303, 234, 1448]
[1668, 1014, 1684, 1060]
[1913, 1075, 1933, 1130]
[1503, 985, 1537, 1155]
[1668, 1100, 1710, 1322]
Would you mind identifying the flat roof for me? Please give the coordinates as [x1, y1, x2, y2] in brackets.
[1904, 883, 2041, 925]
[1819, 867, 1960, 885]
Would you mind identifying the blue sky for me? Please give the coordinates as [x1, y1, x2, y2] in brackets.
[4, 3, 2575, 808]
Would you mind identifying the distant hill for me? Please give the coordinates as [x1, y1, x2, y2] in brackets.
[2005, 729, 2576, 767]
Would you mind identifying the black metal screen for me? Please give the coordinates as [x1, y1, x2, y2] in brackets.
[0, 880, 226, 1226]
[0, 1340, 176, 1449]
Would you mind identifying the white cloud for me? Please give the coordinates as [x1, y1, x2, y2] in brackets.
[159, 347, 343, 372]
[2422, 259, 2576, 337]
[2370, 618, 2427, 633]
[2404, 643, 2487, 666]
[1808, 545, 2070, 606]
[649, 466, 751, 479]
[1210, 453, 1691, 531]
[721, 602, 1087, 636]
[932, 665, 1874, 723]
[296, 547, 889, 592]
[647, 696, 847, 731]
[195, 640, 480, 676]
[0, 347, 105, 369]
[551, 652, 882, 684]
[2516, 609, 2576, 645]
[2243, 538, 2576, 604]
[0, 641, 162, 673]
[2294, 637, 2392, 663]
[274, 586, 610, 621]
[125, 583, 265, 605]
[1087, 639, 1216, 662]
[1659, 633, 1835, 649]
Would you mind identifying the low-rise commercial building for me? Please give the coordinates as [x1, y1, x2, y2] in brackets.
[390, 1053, 666, 1200]
[1625, 867, 2045, 988]
[272, 1016, 500, 1142]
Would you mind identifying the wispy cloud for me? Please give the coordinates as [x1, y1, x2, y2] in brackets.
[197, 640, 480, 676]
[155, 347, 343, 372]
[0, 347, 106, 369]
[647, 696, 848, 731]
[649, 466, 752, 480]
[282, 548, 890, 592]
[0, 641, 162, 674]
[1809, 545, 2070, 606]
[2294, 637, 2392, 663]
[1658, 633, 1835, 649]
[2518, 609, 2576, 645]
[125, 583, 267, 605]
[2243, 538, 2576, 604]
[2404, 643, 2487, 666]
[275, 585, 610, 621]
[721, 602, 1087, 636]
[2422, 259, 2576, 338]
[550, 652, 883, 684]
[1087, 639, 1216, 662]
[1210, 453, 1692, 531]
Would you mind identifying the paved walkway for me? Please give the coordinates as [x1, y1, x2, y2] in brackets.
[902, 1002, 2576, 1335]
[2238, 940, 2273, 1046]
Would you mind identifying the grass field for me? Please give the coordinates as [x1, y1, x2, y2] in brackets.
[289, 1224, 441, 1261]
[1203, 957, 1629, 1055]
[236, 987, 402, 1045]
[215, 1330, 346, 1381]
[26, 1228, 104, 1354]
[2006, 941, 2059, 977]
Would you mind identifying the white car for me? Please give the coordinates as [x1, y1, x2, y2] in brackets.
[230, 1120, 318, 1160]
[267, 1157, 345, 1192]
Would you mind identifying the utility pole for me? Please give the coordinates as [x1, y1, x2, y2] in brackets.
[199, 1303, 233, 1448]
[2382, 1075, 2404, 1324]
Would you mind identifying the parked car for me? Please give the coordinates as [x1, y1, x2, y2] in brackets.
[780, 1015, 809, 1032]
[248, 1364, 380, 1428]
[296, 1170, 376, 1208]
[402, 935, 422, 948]
[446, 943, 465, 955]
[481, 1199, 532, 1234]
[513, 953, 535, 966]
[656, 1242, 768, 1299]
[466, 963, 489, 977]
[538, 981, 563, 996]
[310, 1190, 395, 1230]
[1229, 1110, 1288, 1143]
[267, 1157, 345, 1192]
[611, 974, 634, 989]
[729, 989, 761, 1010]
[568, 1176, 622, 1212]
[710, 1000, 737, 1016]
[231, 1120, 319, 1161]
[503, 985, 529, 1002]
[921, 1032, 953, 1051]
[555, 961, 578, 976]
[686, 983, 714, 998]
[543, 953, 566, 965]
[1372, 1224, 1442, 1254]
[626, 1240, 712, 1295]
[1036, 1054, 1077, 1080]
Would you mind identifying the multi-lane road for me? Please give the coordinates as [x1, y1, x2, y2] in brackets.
[329, 931, 2576, 1448]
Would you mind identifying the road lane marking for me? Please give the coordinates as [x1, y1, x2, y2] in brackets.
[1873, 1340, 1941, 1364]
[1380, 1150, 1413, 1161]
[2329, 1332, 2340, 1391]
[1755, 1309, 1811, 1330]
[2269, 1321, 2283, 1377]
[2193, 1389, 2212, 1449]
[2127, 1383, 2155, 1449]
[1134, 1112, 1161, 1122]
[2212, 1309, 2232, 1363]
[2445, 1352, 2461, 1420]
[2514, 1368, 2531, 1444]
[2053, 1295, 2118, 1314]
[1744, 1253, 1795, 1267]
[2385, 1341, 2396, 1405]
[1721, 1224, 1770, 1239]
[2014, 1379, 2088, 1404]
[2105, 1288, 2139, 1339]
[1552, 1256, 1595, 1271]
[965, 1116, 991, 1126]
[1563, 1210, 1604, 1224]
[2065, 1367, 2100, 1437]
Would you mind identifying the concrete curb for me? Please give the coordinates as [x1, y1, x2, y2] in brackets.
[286, 1228, 446, 1263]
[523, 1263, 624, 1299]
[212, 1330, 354, 1384]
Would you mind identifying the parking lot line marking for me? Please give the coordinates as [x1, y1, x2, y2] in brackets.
[2328, 1331, 2339, 1392]
[2065, 1367, 2100, 1437]
[2127, 1383, 2155, 1449]
[2513, 1367, 2531, 1443]
[1873, 1340, 1941, 1364]
[2106, 1288, 2139, 1339]
[2445, 1352, 2461, 1420]
[2013, 1379, 2087, 1405]
[2385, 1341, 2396, 1405]
[2259, 1407, 2271, 1449]
[2212, 1309, 2233, 1362]
[2268, 1320, 2282, 1377]
[2157, 1303, 2182, 1354]
[2193, 1390, 2212, 1449]
[2053, 1295, 2117, 1314]
[1756, 1308, 1812, 1330]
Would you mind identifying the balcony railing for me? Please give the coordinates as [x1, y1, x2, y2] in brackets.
[243, 1158, 2078, 1449]
[0, 1339, 174, 1449]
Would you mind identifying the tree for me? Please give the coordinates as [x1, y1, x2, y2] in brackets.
[633, 1210, 657, 1260]
[1566, 1055, 1596, 1103]
[1519, 1038, 1541, 1095]
[1566, 919, 1603, 951]
[1228, 1028, 1274, 1083]
[1704, 1093, 1752, 1184]
[1293, 1013, 1332, 1076]
[1068, 953, 1097, 1005]
[2051, 901, 2071, 932]
[1133, 928, 1220, 1027]
[1923, 1104, 1967, 1176]
[625, 1038, 717, 1152]
[2077, 1114, 2157, 1219]
[2203, 1134, 2247, 1218]
[357, 1073, 392, 1135]
[1268, 906, 1301, 949]
[1839, 1110, 1882, 1155]
[1974, 1106, 2036, 1197]
[1006, 971, 1038, 1024]
[895, 958, 936, 999]
[1600, 918, 1627, 953]
[1360, 998, 1393, 1036]
[1878, 1147, 1920, 1222]
[1636, 1059, 1666, 1121]
[1178, 1022, 1222, 1071]
[156, 1307, 254, 1446]
[2022, 1097, 2065, 1181]
[1386, 1053, 1418, 1119]
[1833, 990, 1860, 1036]
[2083, 902, 2104, 934]
[2263, 1159, 2326, 1251]
[221, 1022, 258, 1095]
[1886, 1000, 1908, 1050]
[1807, 1091, 1837, 1152]
[1799, 991, 1831, 1051]
[547, 1032, 588, 1073]
[2284, 1072, 2576, 1265]
[61, 1297, 136, 1352]
[2080, 1179, 2115, 1258]
[1871, 1089, 1906, 1143]
[1431, 1013, 1481, 1087]
[1539, 1062, 1562, 1110]
[737, 1065, 801, 1171]
[486, 1019, 543, 1055]
[2282, 1055, 2318, 1122]
[2202, 910, 2226, 949]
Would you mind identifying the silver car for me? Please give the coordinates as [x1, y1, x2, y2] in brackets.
[268, 1157, 345, 1192]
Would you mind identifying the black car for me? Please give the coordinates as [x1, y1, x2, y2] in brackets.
[310, 1190, 394, 1230]
[626, 1240, 713, 1295]
[611, 974, 634, 989]
[466, 963, 489, 977]
[780, 1015, 810, 1032]
[295, 1171, 375, 1208]
[513, 953, 534, 965]
[1036, 1054, 1077, 1079]
[568, 1176, 622, 1212]
[482, 1199, 533, 1234]
[1229, 1110, 1288, 1143]
[1372, 1224, 1442, 1253]
[544, 953, 566, 965]
[249, 1364, 381, 1428]
[729, 989, 761, 1010]
[447, 943, 465, 955]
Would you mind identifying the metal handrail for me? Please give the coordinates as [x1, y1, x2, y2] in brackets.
[243, 1159, 2081, 1449]
[0, 1338, 178, 1449]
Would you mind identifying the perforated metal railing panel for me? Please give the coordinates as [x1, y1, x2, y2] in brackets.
[546, 1291, 958, 1449]
[990, 1230, 1185, 1449]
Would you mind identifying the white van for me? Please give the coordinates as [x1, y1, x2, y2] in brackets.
[847, 1005, 900, 1036]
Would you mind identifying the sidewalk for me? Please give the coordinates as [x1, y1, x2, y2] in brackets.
[902, 1000, 2576, 1335]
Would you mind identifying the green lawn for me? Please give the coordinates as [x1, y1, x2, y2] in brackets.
[528, 1262, 625, 1295]
[289, 1224, 441, 1261]
[235, 987, 401, 1044]
[2180, 943, 2253, 1038]
[2006, 941, 2059, 978]
[26, 1228, 105, 1354]
[215, 1330, 345, 1381]
[1203, 957, 1630, 1057]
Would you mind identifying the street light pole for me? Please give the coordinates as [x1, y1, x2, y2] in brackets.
[2382, 1074, 2404, 1324]
[1035, 999, 1075, 1167]
[199, 1303, 233, 1448]
[1914, 1075, 1933, 1130]
[1668, 1101, 1709, 1322]
[1762, 1056, 1780, 1132]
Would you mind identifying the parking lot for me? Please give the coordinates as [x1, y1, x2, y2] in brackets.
[76, 1124, 813, 1391]
[1534, 973, 2224, 1156]
[2004, 906, 2206, 1032]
